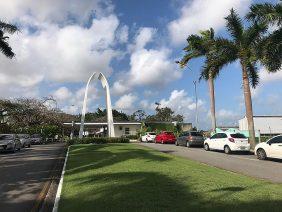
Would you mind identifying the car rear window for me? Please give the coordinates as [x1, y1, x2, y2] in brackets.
[0, 135, 14, 140]
[149, 133, 156, 135]
[190, 132, 203, 137]
[230, 133, 246, 138]
[165, 132, 174, 135]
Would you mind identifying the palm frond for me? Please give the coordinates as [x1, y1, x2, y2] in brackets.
[0, 21, 19, 34]
[246, 63, 259, 88]
[243, 21, 268, 46]
[178, 51, 202, 68]
[0, 39, 15, 58]
[246, 3, 282, 26]
[225, 8, 244, 43]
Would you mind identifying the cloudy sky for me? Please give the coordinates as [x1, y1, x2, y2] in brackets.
[0, 0, 281, 129]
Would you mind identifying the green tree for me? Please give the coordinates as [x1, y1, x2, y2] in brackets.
[211, 9, 281, 148]
[246, 2, 282, 71]
[177, 28, 218, 133]
[0, 21, 18, 58]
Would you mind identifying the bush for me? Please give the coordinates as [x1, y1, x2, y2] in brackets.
[67, 137, 130, 146]
[122, 135, 139, 139]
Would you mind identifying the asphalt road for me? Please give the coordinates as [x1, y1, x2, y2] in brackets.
[138, 142, 282, 183]
[0, 143, 66, 212]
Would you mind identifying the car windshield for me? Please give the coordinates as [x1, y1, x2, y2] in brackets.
[190, 132, 203, 137]
[230, 133, 246, 138]
[31, 134, 40, 138]
[18, 134, 26, 138]
[0, 135, 14, 140]
[149, 133, 156, 135]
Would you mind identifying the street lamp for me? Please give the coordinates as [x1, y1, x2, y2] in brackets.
[193, 80, 199, 130]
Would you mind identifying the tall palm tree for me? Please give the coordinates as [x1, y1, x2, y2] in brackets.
[246, 2, 282, 72]
[210, 9, 281, 149]
[0, 21, 19, 58]
[177, 28, 219, 133]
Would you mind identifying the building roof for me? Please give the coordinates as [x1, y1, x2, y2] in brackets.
[63, 121, 142, 126]
[241, 115, 282, 119]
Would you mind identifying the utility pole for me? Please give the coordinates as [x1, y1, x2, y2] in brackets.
[193, 81, 199, 130]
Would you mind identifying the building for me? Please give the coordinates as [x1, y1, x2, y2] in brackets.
[239, 116, 282, 136]
[63, 121, 142, 137]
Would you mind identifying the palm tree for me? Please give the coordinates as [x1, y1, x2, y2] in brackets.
[210, 8, 281, 149]
[246, 2, 282, 72]
[177, 28, 219, 133]
[0, 21, 19, 58]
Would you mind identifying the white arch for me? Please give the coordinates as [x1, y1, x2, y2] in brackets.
[79, 72, 115, 138]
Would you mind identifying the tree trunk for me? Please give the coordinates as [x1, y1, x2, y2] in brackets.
[208, 72, 216, 133]
[241, 64, 256, 149]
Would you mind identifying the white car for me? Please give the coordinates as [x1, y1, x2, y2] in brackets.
[141, 132, 156, 142]
[204, 132, 250, 154]
[255, 135, 282, 160]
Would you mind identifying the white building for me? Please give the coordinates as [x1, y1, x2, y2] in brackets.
[239, 116, 282, 135]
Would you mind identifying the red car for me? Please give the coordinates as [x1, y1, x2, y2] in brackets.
[155, 131, 176, 144]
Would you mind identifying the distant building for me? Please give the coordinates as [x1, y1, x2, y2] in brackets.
[239, 116, 282, 136]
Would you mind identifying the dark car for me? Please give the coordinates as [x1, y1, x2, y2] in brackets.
[30, 134, 43, 145]
[176, 131, 204, 147]
[155, 131, 176, 144]
[0, 134, 21, 152]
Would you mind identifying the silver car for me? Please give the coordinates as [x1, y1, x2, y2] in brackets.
[30, 134, 43, 145]
[0, 134, 21, 152]
[176, 131, 205, 147]
[18, 134, 31, 148]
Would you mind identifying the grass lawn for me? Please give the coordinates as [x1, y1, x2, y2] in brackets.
[59, 143, 282, 212]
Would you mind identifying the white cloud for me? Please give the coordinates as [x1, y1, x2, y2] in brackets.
[0, 0, 113, 24]
[216, 109, 241, 126]
[53, 87, 72, 101]
[116, 25, 129, 43]
[168, 0, 251, 45]
[115, 93, 138, 111]
[259, 68, 282, 83]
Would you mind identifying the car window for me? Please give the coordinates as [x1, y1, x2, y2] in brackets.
[210, 134, 218, 139]
[230, 133, 246, 139]
[0, 135, 14, 140]
[268, 136, 282, 144]
[190, 132, 203, 137]
[218, 133, 227, 138]
[148, 133, 156, 135]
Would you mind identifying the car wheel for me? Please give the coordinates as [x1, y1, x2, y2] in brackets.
[224, 145, 231, 154]
[204, 143, 210, 151]
[186, 141, 190, 148]
[257, 149, 267, 160]
[28, 144, 31, 148]
[175, 140, 179, 146]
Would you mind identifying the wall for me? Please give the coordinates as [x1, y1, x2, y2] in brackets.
[114, 124, 141, 137]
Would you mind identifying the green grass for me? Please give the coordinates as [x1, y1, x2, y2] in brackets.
[59, 144, 282, 212]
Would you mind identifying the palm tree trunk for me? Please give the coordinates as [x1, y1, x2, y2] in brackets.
[208, 72, 216, 133]
[241, 64, 256, 149]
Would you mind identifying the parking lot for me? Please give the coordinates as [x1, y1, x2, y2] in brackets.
[0, 143, 66, 212]
[138, 142, 282, 183]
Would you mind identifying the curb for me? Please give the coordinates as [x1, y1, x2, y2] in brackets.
[52, 146, 70, 212]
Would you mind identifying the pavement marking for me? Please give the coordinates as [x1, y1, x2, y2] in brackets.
[52, 146, 70, 212]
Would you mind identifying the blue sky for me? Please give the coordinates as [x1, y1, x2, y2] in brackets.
[0, 0, 280, 129]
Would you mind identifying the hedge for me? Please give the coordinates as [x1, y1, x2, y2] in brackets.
[66, 137, 130, 146]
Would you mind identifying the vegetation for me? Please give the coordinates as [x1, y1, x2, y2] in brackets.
[177, 28, 218, 133]
[59, 144, 282, 212]
[67, 137, 129, 145]
[0, 21, 19, 58]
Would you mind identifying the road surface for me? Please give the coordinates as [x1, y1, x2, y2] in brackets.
[138, 142, 282, 183]
[0, 143, 66, 212]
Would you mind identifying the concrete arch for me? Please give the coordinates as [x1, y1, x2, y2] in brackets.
[79, 72, 115, 138]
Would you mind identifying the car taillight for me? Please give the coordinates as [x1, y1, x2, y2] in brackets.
[228, 138, 235, 143]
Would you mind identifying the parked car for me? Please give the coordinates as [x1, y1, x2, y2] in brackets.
[176, 131, 204, 147]
[204, 132, 250, 154]
[255, 135, 282, 160]
[155, 131, 176, 144]
[141, 132, 156, 142]
[18, 134, 31, 148]
[30, 134, 43, 145]
[0, 134, 21, 152]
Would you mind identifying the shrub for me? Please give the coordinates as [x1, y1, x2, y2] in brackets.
[122, 135, 139, 139]
[66, 137, 130, 146]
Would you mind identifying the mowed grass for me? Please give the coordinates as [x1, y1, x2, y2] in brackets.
[59, 144, 282, 212]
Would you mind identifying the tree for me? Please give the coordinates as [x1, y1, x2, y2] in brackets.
[145, 106, 183, 122]
[210, 8, 279, 148]
[177, 28, 218, 132]
[246, 2, 282, 72]
[0, 21, 19, 58]
[131, 110, 147, 121]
